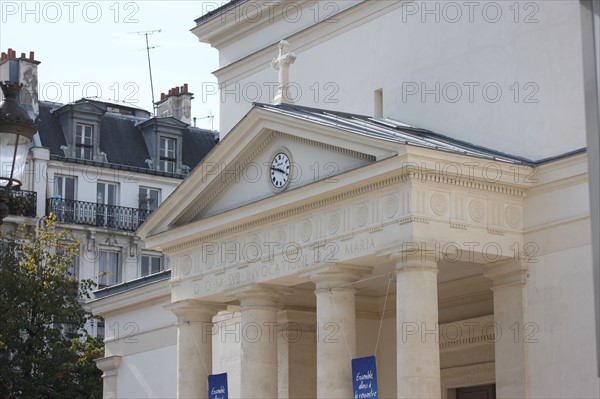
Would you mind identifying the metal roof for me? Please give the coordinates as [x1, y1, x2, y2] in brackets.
[255, 103, 534, 165]
[194, 0, 244, 25]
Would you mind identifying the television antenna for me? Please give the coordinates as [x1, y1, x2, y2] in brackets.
[196, 110, 215, 130]
[129, 29, 162, 116]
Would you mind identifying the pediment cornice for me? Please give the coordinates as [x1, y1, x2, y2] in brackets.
[155, 154, 530, 255]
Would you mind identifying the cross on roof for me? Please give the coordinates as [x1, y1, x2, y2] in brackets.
[271, 40, 297, 105]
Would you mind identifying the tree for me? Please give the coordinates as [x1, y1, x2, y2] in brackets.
[0, 215, 103, 398]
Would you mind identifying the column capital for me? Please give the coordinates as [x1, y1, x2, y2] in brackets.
[391, 252, 438, 273]
[226, 283, 291, 308]
[94, 355, 122, 377]
[165, 299, 225, 323]
[483, 260, 528, 288]
[302, 263, 372, 289]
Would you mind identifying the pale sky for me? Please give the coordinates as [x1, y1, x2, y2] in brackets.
[0, 0, 224, 131]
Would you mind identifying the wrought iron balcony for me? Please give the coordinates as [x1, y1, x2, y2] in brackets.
[46, 198, 151, 232]
[7, 189, 37, 217]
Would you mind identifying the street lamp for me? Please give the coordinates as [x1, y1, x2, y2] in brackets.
[0, 81, 37, 224]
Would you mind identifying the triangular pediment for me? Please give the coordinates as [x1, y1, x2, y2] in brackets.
[137, 116, 189, 130]
[182, 130, 378, 223]
[138, 104, 530, 241]
[138, 105, 399, 237]
[55, 101, 105, 116]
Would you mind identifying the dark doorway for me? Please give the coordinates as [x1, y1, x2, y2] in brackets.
[456, 384, 496, 399]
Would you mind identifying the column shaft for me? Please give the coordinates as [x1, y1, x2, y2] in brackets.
[238, 288, 279, 398]
[170, 301, 219, 399]
[315, 286, 356, 399]
[395, 256, 441, 399]
[484, 261, 529, 398]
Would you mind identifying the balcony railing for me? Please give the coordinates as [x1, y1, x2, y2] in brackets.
[7, 190, 37, 217]
[47, 198, 151, 231]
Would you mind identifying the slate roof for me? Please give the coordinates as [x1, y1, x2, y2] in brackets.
[98, 112, 150, 168]
[37, 100, 219, 177]
[255, 103, 535, 165]
[37, 101, 67, 156]
[182, 127, 219, 169]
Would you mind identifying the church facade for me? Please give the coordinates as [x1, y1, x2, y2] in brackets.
[91, 1, 599, 398]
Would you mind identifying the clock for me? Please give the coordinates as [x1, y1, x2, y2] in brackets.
[270, 152, 291, 188]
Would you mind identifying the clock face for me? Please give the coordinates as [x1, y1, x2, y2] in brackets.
[270, 152, 291, 188]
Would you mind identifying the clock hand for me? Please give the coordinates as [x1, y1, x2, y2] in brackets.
[271, 167, 287, 174]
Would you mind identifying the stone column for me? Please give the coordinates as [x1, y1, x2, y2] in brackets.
[277, 310, 316, 399]
[94, 355, 121, 399]
[169, 300, 222, 399]
[307, 265, 371, 399]
[393, 253, 441, 399]
[232, 284, 281, 399]
[483, 260, 529, 399]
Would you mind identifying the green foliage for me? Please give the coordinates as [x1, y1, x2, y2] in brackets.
[0, 216, 103, 398]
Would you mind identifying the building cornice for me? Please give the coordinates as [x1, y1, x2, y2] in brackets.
[89, 277, 171, 316]
[47, 156, 188, 181]
[211, 0, 402, 84]
[146, 148, 532, 254]
[191, 0, 361, 54]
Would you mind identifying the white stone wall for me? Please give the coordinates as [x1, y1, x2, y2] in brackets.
[117, 346, 177, 398]
[524, 155, 599, 398]
[103, 296, 177, 398]
[213, 1, 586, 161]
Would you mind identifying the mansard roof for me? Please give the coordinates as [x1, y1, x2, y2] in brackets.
[36, 100, 219, 177]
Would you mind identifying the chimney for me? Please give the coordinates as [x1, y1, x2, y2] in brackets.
[0, 48, 41, 119]
[155, 83, 193, 125]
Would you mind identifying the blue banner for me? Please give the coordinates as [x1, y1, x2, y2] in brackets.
[208, 373, 228, 399]
[352, 356, 378, 399]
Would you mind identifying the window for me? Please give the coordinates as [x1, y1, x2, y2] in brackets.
[58, 246, 79, 281]
[141, 254, 163, 277]
[53, 175, 76, 200]
[98, 250, 120, 288]
[52, 176, 76, 223]
[159, 137, 176, 172]
[75, 123, 93, 160]
[96, 320, 105, 339]
[97, 182, 118, 205]
[96, 182, 119, 228]
[139, 187, 160, 211]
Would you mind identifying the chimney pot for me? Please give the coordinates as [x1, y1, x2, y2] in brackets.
[21, 52, 26, 59]
[156, 83, 193, 125]
[7, 48, 13, 58]
[29, 51, 34, 60]
[1, 53, 6, 61]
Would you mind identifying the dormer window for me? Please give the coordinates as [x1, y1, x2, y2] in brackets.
[75, 123, 93, 160]
[159, 136, 176, 172]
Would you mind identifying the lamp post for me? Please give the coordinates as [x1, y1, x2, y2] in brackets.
[0, 81, 37, 225]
